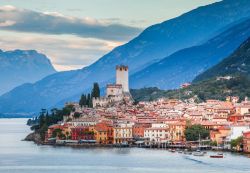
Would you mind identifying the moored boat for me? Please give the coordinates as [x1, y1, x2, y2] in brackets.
[193, 150, 205, 156]
[210, 153, 223, 158]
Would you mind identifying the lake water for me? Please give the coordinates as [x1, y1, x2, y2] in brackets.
[0, 118, 249, 173]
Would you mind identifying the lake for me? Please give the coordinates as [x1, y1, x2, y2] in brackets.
[0, 118, 249, 173]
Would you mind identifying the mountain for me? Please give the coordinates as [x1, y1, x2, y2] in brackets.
[131, 75, 250, 102]
[2, 0, 250, 114]
[0, 49, 56, 95]
[132, 37, 250, 102]
[194, 37, 250, 82]
[130, 18, 250, 90]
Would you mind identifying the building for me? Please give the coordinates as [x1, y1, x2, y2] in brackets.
[168, 122, 186, 142]
[113, 123, 133, 144]
[243, 131, 250, 153]
[116, 65, 129, 93]
[144, 127, 170, 144]
[181, 83, 191, 89]
[132, 123, 151, 139]
[94, 124, 108, 144]
[93, 122, 114, 144]
[107, 84, 123, 97]
[210, 126, 231, 145]
[236, 103, 250, 115]
[71, 126, 95, 141]
[46, 123, 72, 141]
[228, 124, 250, 141]
[93, 65, 131, 108]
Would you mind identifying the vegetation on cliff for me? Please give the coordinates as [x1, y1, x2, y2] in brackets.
[27, 105, 74, 141]
[131, 75, 250, 102]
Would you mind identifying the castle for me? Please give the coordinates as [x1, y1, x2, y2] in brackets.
[92, 65, 132, 107]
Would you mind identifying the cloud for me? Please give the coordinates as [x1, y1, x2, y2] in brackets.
[0, 5, 142, 41]
[0, 31, 123, 71]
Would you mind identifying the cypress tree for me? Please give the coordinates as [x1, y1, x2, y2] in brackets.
[91, 82, 100, 98]
[87, 93, 92, 108]
[79, 94, 87, 107]
[83, 94, 87, 106]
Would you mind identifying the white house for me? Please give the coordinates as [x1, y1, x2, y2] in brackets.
[144, 127, 170, 144]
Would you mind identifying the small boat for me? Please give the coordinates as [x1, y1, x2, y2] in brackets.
[210, 153, 223, 158]
[193, 150, 205, 156]
[170, 149, 176, 153]
[178, 150, 183, 154]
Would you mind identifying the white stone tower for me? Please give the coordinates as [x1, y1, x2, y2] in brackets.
[116, 65, 129, 93]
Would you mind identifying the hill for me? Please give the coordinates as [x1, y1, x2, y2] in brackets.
[194, 37, 250, 82]
[131, 76, 250, 102]
[132, 37, 250, 102]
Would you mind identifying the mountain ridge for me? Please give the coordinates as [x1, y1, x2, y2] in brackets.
[130, 17, 250, 89]
[2, 0, 250, 114]
[131, 36, 250, 102]
[193, 36, 250, 82]
[0, 49, 56, 95]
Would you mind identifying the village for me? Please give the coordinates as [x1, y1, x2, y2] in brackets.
[44, 65, 250, 154]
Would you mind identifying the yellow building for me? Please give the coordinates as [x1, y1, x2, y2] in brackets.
[93, 125, 108, 144]
[168, 122, 186, 142]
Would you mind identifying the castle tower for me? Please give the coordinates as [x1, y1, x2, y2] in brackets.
[116, 65, 129, 93]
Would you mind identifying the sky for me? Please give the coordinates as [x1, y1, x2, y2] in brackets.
[0, 0, 218, 71]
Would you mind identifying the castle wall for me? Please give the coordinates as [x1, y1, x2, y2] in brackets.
[107, 84, 123, 97]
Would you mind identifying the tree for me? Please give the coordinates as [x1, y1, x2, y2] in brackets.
[62, 104, 74, 116]
[210, 141, 218, 146]
[79, 94, 87, 107]
[87, 93, 93, 108]
[73, 112, 81, 119]
[91, 82, 100, 98]
[230, 136, 243, 149]
[185, 124, 209, 141]
[52, 128, 63, 138]
[65, 131, 70, 140]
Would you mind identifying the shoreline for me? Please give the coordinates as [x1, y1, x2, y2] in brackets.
[24, 132, 250, 156]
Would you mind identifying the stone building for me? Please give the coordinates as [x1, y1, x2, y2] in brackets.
[93, 65, 132, 108]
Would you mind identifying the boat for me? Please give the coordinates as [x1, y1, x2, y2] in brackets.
[193, 150, 205, 156]
[170, 149, 176, 152]
[210, 153, 223, 158]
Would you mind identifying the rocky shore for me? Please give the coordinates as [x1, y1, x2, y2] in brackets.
[24, 132, 43, 144]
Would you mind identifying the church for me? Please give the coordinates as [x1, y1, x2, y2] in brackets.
[92, 65, 132, 108]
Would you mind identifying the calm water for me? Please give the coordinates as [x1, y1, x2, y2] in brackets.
[0, 119, 249, 173]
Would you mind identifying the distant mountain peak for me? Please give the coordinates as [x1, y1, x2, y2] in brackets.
[0, 49, 56, 95]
